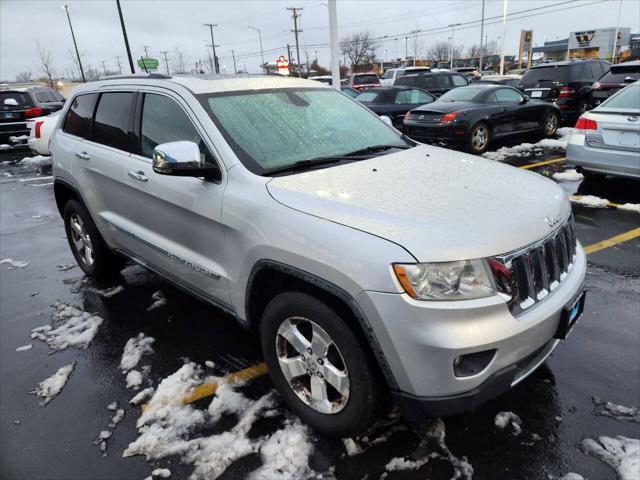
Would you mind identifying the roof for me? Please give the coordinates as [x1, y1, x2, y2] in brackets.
[532, 39, 569, 54]
[531, 59, 603, 68]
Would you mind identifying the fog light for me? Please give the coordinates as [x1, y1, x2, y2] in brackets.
[453, 349, 496, 377]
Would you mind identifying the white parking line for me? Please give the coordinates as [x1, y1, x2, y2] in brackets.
[32, 182, 54, 187]
[19, 176, 53, 183]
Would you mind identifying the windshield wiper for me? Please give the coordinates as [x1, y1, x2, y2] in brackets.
[340, 144, 411, 156]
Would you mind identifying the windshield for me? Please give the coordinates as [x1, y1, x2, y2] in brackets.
[520, 65, 570, 86]
[202, 88, 408, 175]
[599, 69, 640, 84]
[597, 83, 640, 111]
[0, 92, 32, 110]
[438, 87, 484, 101]
[353, 74, 379, 85]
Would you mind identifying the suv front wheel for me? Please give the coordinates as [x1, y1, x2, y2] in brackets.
[260, 291, 381, 437]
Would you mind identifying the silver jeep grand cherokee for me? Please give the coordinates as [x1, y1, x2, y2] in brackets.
[50, 74, 586, 437]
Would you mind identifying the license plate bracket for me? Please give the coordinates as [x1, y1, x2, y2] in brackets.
[555, 289, 586, 339]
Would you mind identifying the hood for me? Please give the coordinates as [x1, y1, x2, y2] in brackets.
[267, 145, 570, 262]
[412, 101, 476, 114]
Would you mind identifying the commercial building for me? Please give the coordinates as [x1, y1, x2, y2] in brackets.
[532, 27, 635, 63]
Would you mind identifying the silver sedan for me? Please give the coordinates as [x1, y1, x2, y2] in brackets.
[567, 81, 640, 179]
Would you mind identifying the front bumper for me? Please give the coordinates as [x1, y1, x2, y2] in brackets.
[356, 244, 587, 419]
[403, 121, 467, 144]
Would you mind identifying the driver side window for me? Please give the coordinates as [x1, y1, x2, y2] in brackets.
[494, 88, 523, 103]
[140, 93, 215, 165]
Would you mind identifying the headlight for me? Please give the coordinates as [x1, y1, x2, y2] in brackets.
[392, 260, 496, 300]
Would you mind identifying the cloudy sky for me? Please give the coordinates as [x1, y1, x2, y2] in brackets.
[1, 0, 639, 80]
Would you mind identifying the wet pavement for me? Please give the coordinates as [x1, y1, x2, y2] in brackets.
[1, 141, 638, 480]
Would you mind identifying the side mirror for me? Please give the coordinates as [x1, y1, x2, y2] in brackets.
[624, 76, 637, 83]
[4, 98, 19, 106]
[380, 115, 393, 127]
[152, 141, 221, 180]
[520, 95, 529, 104]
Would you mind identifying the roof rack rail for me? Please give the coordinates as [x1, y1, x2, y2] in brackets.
[98, 73, 172, 80]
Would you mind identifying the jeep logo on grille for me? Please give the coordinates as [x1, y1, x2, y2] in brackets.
[545, 214, 561, 227]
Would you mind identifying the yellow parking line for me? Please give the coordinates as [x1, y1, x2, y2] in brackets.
[519, 157, 566, 170]
[583, 227, 640, 255]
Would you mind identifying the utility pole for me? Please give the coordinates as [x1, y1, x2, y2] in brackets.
[62, 5, 86, 82]
[411, 29, 421, 67]
[231, 49, 237, 74]
[478, 0, 485, 72]
[204, 23, 219, 74]
[611, 0, 623, 63]
[499, 0, 509, 75]
[328, 0, 340, 88]
[141, 45, 150, 58]
[114, 56, 123, 74]
[116, 0, 135, 74]
[448, 24, 461, 70]
[249, 26, 264, 67]
[287, 7, 303, 77]
[287, 44, 293, 75]
[100, 61, 108, 76]
[160, 51, 170, 74]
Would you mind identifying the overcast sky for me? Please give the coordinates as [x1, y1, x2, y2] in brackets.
[1, 0, 639, 79]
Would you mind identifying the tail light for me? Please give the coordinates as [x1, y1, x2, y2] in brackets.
[440, 111, 458, 123]
[559, 86, 575, 98]
[24, 106, 43, 118]
[575, 115, 597, 133]
[35, 121, 44, 139]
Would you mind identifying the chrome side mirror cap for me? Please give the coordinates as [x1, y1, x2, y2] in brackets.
[152, 141, 221, 180]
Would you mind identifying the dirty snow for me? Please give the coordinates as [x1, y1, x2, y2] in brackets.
[146, 290, 167, 311]
[31, 214, 45, 219]
[31, 302, 104, 350]
[57, 262, 76, 271]
[553, 169, 584, 182]
[120, 333, 155, 372]
[10, 135, 29, 142]
[152, 469, 172, 478]
[580, 435, 639, 480]
[19, 155, 51, 168]
[495, 411, 523, 435]
[15, 343, 33, 352]
[482, 129, 572, 162]
[559, 474, 585, 480]
[385, 454, 436, 471]
[205, 360, 215, 368]
[571, 195, 611, 208]
[126, 370, 143, 390]
[618, 203, 640, 213]
[130, 387, 155, 405]
[0, 258, 30, 269]
[110, 409, 125, 428]
[87, 284, 125, 297]
[31, 363, 76, 406]
[592, 396, 640, 423]
[107, 401, 118, 411]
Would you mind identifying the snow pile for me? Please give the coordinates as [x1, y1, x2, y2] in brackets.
[146, 290, 167, 311]
[592, 396, 640, 422]
[120, 333, 155, 372]
[31, 302, 104, 350]
[10, 135, 29, 142]
[150, 469, 172, 478]
[124, 362, 313, 480]
[571, 195, 610, 208]
[126, 370, 144, 390]
[31, 363, 76, 406]
[20, 155, 51, 168]
[618, 203, 640, 213]
[384, 419, 473, 478]
[15, 343, 33, 352]
[96, 402, 126, 457]
[579, 436, 639, 480]
[495, 411, 523, 435]
[130, 387, 155, 405]
[0, 258, 30, 269]
[482, 129, 572, 162]
[553, 169, 584, 182]
[343, 407, 407, 457]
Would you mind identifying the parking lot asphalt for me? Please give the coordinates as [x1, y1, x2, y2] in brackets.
[1, 142, 638, 480]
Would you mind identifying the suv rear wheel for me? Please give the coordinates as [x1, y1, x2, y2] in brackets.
[260, 291, 381, 437]
[63, 200, 123, 278]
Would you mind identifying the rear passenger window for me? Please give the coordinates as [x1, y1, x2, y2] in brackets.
[140, 93, 215, 164]
[451, 75, 468, 87]
[93, 92, 135, 152]
[62, 93, 98, 139]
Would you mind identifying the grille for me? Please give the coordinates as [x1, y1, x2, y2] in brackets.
[494, 215, 577, 316]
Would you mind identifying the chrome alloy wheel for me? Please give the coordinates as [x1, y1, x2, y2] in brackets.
[545, 112, 558, 136]
[472, 125, 489, 151]
[69, 213, 94, 266]
[276, 316, 350, 414]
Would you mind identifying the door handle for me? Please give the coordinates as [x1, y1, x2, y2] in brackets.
[75, 151, 90, 160]
[128, 170, 148, 182]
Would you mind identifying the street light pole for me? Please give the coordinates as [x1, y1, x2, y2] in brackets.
[115, 0, 135, 74]
[231, 49, 237, 74]
[499, 0, 509, 75]
[478, 0, 485, 72]
[611, 0, 623, 63]
[410, 29, 421, 67]
[249, 26, 264, 68]
[328, 0, 340, 89]
[205, 23, 219, 74]
[62, 5, 86, 82]
[448, 23, 461, 70]
[160, 51, 170, 75]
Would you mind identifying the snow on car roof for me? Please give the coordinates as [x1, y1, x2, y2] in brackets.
[169, 75, 324, 93]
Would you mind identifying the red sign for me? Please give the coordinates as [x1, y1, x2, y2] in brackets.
[276, 55, 289, 76]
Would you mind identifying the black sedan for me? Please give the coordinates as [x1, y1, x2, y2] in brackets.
[355, 86, 435, 129]
[403, 84, 560, 154]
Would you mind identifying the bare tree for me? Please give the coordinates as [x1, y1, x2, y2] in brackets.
[15, 71, 32, 82]
[467, 39, 498, 58]
[426, 41, 451, 62]
[412, 35, 425, 62]
[172, 46, 187, 73]
[340, 31, 379, 68]
[36, 40, 56, 87]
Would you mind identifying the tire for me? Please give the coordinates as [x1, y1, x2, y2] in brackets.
[466, 122, 491, 155]
[63, 200, 123, 279]
[260, 291, 382, 437]
[542, 110, 559, 138]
